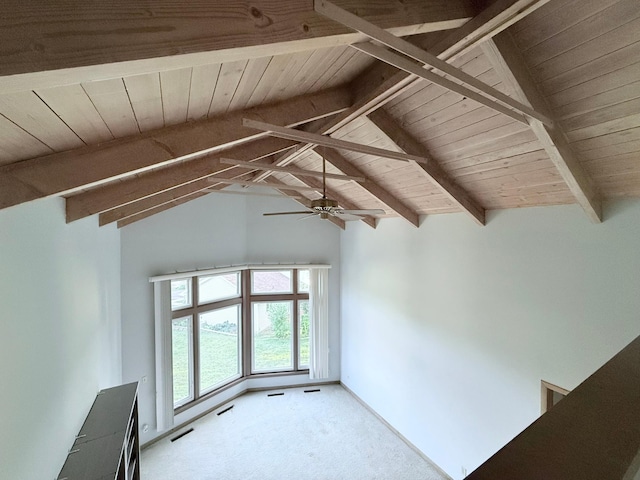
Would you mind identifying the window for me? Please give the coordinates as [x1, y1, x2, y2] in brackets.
[168, 268, 311, 410]
[198, 272, 240, 304]
[250, 269, 309, 375]
[170, 279, 192, 310]
[298, 300, 310, 368]
[251, 270, 293, 294]
[171, 316, 193, 407]
[199, 305, 241, 393]
[252, 301, 293, 372]
[298, 270, 310, 293]
[169, 274, 243, 409]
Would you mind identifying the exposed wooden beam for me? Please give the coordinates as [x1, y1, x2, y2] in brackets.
[318, 149, 420, 227]
[255, 0, 550, 183]
[481, 34, 602, 222]
[219, 158, 364, 182]
[243, 118, 433, 165]
[100, 177, 235, 226]
[99, 153, 341, 226]
[350, 0, 552, 103]
[65, 137, 296, 222]
[218, 156, 377, 228]
[353, 42, 528, 125]
[116, 190, 220, 229]
[100, 160, 363, 228]
[207, 179, 320, 193]
[0, 87, 350, 212]
[202, 190, 306, 201]
[101, 138, 413, 229]
[428, 0, 553, 64]
[316, 0, 551, 126]
[0, 0, 474, 94]
[114, 178, 346, 230]
[211, 144, 410, 228]
[367, 109, 486, 226]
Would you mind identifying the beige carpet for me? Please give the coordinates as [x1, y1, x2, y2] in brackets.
[141, 384, 448, 480]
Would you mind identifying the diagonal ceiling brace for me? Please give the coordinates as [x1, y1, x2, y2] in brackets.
[241, 119, 426, 226]
[219, 158, 365, 182]
[253, 0, 553, 185]
[315, 0, 553, 127]
[353, 42, 528, 125]
[206, 179, 319, 192]
[243, 118, 432, 165]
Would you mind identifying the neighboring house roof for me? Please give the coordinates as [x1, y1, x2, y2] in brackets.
[252, 271, 292, 293]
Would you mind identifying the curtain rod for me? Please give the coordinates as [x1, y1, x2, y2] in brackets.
[149, 263, 331, 283]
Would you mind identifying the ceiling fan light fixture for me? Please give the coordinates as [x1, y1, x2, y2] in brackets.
[261, 147, 382, 222]
[310, 197, 338, 211]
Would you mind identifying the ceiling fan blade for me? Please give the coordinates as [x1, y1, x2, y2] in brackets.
[263, 211, 313, 216]
[335, 209, 386, 216]
[331, 212, 364, 221]
[298, 213, 319, 221]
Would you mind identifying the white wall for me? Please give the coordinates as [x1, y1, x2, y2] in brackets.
[0, 198, 121, 480]
[340, 200, 640, 480]
[120, 191, 341, 444]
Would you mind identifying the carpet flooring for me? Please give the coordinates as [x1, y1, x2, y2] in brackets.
[141, 384, 447, 480]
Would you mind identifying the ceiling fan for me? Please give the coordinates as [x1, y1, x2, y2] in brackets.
[263, 150, 385, 221]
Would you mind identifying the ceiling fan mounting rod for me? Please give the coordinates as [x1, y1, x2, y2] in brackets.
[322, 148, 327, 199]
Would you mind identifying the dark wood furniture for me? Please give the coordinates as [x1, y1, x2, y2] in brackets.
[57, 382, 140, 480]
[466, 336, 640, 480]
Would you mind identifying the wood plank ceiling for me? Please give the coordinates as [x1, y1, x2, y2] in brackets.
[0, 0, 638, 229]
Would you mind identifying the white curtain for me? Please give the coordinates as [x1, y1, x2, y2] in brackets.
[309, 268, 329, 379]
[154, 281, 174, 431]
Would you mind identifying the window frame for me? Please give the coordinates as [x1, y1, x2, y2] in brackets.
[250, 269, 294, 295]
[197, 303, 243, 395]
[197, 271, 242, 306]
[250, 299, 295, 373]
[171, 315, 195, 408]
[248, 269, 309, 374]
[170, 275, 243, 411]
[170, 268, 311, 413]
[170, 278, 193, 311]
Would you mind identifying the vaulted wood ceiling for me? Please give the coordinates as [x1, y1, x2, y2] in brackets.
[1, 0, 638, 229]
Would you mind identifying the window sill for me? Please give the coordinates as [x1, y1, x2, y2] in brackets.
[174, 370, 310, 415]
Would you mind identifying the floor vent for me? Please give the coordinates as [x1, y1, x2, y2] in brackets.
[217, 405, 234, 416]
[170, 428, 194, 442]
[304, 389, 321, 393]
[267, 392, 285, 397]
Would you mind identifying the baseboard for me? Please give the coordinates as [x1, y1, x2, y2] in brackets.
[142, 380, 340, 449]
[340, 382, 453, 480]
[246, 379, 339, 394]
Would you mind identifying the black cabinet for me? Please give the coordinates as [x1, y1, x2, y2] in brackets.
[57, 382, 140, 480]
